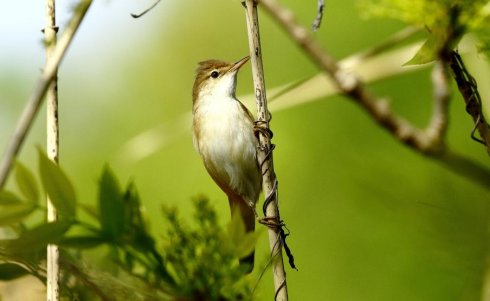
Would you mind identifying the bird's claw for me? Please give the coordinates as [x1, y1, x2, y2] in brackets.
[258, 216, 283, 229]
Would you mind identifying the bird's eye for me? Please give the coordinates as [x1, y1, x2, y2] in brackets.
[210, 71, 219, 78]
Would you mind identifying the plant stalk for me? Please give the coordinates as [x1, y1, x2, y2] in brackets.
[243, 1, 289, 300]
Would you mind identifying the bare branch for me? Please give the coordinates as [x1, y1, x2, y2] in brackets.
[44, 0, 60, 300]
[260, 0, 435, 149]
[425, 61, 450, 149]
[0, 0, 93, 189]
[259, 0, 448, 153]
[258, 0, 490, 189]
[243, 0, 289, 300]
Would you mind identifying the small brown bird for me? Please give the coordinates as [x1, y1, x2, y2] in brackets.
[192, 56, 261, 271]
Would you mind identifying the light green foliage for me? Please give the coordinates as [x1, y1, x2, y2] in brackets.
[0, 191, 36, 226]
[163, 199, 254, 300]
[38, 148, 76, 219]
[0, 152, 255, 301]
[98, 166, 126, 241]
[360, 0, 490, 62]
[14, 161, 39, 203]
[228, 207, 261, 260]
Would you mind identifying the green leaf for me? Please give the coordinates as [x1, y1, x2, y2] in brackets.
[79, 203, 99, 220]
[0, 190, 23, 205]
[0, 263, 30, 280]
[14, 161, 39, 204]
[122, 183, 150, 246]
[0, 203, 36, 226]
[404, 37, 438, 65]
[235, 231, 262, 260]
[98, 166, 125, 241]
[3, 221, 72, 253]
[227, 207, 247, 248]
[227, 207, 261, 259]
[58, 235, 106, 249]
[37, 149, 76, 219]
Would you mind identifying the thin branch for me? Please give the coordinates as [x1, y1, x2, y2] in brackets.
[258, 0, 490, 188]
[311, 0, 325, 31]
[260, 0, 441, 152]
[0, 0, 93, 189]
[44, 0, 60, 300]
[243, 1, 289, 300]
[425, 61, 450, 148]
[130, 0, 161, 18]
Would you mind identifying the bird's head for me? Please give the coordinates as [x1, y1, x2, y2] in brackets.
[192, 56, 249, 105]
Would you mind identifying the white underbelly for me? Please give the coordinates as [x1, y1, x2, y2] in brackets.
[193, 98, 260, 202]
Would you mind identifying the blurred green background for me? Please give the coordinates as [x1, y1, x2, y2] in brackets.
[2, 0, 490, 300]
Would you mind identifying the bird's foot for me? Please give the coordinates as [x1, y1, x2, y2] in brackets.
[257, 216, 283, 229]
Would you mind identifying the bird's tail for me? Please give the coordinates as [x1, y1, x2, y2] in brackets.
[229, 196, 256, 273]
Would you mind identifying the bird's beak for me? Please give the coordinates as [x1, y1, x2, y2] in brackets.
[228, 56, 250, 73]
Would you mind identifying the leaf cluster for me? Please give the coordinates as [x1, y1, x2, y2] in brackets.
[162, 199, 259, 301]
[359, 0, 490, 62]
[0, 151, 257, 301]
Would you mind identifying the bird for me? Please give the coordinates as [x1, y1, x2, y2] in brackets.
[192, 56, 262, 272]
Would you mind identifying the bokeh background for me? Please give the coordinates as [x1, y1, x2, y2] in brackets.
[1, 0, 490, 300]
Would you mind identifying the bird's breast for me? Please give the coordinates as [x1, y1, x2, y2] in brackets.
[192, 96, 260, 201]
[194, 97, 256, 158]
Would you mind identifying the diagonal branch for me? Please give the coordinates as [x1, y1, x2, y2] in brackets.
[425, 61, 451, 149]
[259, 0, 443, 153]
[0, 0, 93, 189]
[258, 0, 490, 189]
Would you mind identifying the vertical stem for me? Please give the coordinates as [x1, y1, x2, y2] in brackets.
[243, 1, 288, 300]
[44, 1, 59, 300]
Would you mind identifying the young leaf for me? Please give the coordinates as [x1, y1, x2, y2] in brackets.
[37, 149, 76, 219]
[3, 220, 72, 253]
[404, 37, 438, 65]
[58, 235, 106, 249]
[227, 207, 247, 248]
[14, 162, 39, 204]
[122, 182, 152, 248]
[0, 263, 30, 281]
[0, 190, 23, 205]
[227, 207, 261, 259]
[235, 231, 262, 260]
[98, 166, 125, 241]
[0, 203, 36, 226]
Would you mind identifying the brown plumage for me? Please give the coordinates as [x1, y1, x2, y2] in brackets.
[192, 57, 261, 272]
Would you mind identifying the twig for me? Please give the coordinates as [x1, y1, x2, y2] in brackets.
[425, 61, 450, 148]
[0, 0, 93, 189]
[311, 0, 325, 31]
[44, 0, 60, 300]
[259, 0, 490, 189]
[130, 0, 161, 18]
[260, 0, 444, 153]
[243, 1, 289, 300]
